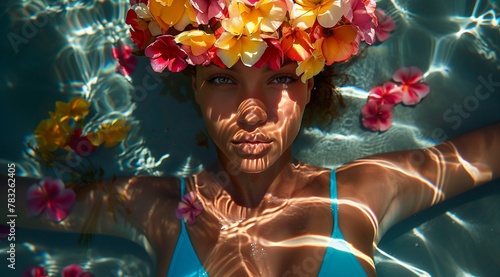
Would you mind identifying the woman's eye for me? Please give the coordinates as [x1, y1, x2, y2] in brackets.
[209, 76, 234, 85]
[270, 75, 296, 84]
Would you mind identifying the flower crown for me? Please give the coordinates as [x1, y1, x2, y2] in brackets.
[127, 0, 377, 82]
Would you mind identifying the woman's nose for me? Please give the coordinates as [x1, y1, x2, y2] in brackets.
[237, 99, 268, 127]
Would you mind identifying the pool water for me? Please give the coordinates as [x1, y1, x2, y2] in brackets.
[1, 0, 500, 276]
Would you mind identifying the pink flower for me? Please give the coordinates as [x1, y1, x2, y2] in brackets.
[112, 44, 138, 76]
[26, 177, 76, 222]
[253, 38, 284, 70]
[361, 101, 393, 132]
[66, 129, 97, 157]
[374, 8, 396, 42]
[190, 0, 227, 25]
[62, 264, 94, 277]
[345, 0, 377, 45]
[392, 66, 430, 105]
[22, 266, 47, 277]
[175, 191, 203, 225]
[145, 35, 188, 73]
[368, 82, 403, 106]
[181, 44, 211, 66]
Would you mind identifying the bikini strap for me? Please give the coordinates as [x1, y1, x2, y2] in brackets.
[330, 169, 340, 233]
[179, 177, 186, 198]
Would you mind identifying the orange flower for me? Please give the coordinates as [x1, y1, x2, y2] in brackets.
[281, 22, 314, 61]
[296, 38, 325, 83]
[311, 23, 358, 65]
[149, 0, 197, 31]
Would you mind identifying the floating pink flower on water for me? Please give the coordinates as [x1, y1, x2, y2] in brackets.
[392, 66, 430, 105]
[374, 8, 396, 42]
[175, 191, 203, 225]
[22, 266, 47, 277]
[62, 264, 94, 277]
[112, 44, 138, 76]
[361, 101, 393, 132]
[145, 35, 188, 73]
[26, 177, 76, 222]
[368, 82, 403, 106]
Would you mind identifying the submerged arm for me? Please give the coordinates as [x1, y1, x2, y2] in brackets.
[341, 122, 500, 238]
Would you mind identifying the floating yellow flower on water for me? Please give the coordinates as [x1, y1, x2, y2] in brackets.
[149, 0, 197, 31]
[291, 0, 343, 29]
[34, 116, 73, 152]
[175, 30, 216, 56]
[296, 38, 325, 83]
[88, 119, 132, 149]
[226, 0, 287, 35]
[54, 97, 90, 122]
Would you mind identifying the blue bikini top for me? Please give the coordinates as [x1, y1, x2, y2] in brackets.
[166, 170, 368, 276]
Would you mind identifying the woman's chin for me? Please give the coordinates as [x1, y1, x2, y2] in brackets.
[234, 156, 273, 174]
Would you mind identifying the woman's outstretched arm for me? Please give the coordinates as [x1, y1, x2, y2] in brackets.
[339, 122, 500, 238]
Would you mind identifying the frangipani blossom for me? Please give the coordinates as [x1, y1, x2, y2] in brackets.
[225, 0, 287, 35]
[175, 191, 203, 224]
[361, 101, 393, 132]
[126, 9, 154, 50]
[62, 264, 94, 277]
[281, 23, 314, 61]
[27, 177, 76, 222]
[145, 35, 188, 72]
[393, 66, 430, 105]
[66, 129, 97, 157]
[88, 119, 132, 148]
[175, 30, 216, 56]
[374, 8, 396, 42]
[368, 82, 403, 106]
[149, 0, 197, 31]
[343, 0, 377, 44]
[296, 39, 326, 83]
[254, 38, 284, 70]
[34, 116, 73, 152]
[215, 32, 267, 67]
[291, 0, 343, 29]
[112, 44, 138, 76]
[54, 97, 90, 122]
[311, 22, 358, 65]
[190, 0, 226, 25]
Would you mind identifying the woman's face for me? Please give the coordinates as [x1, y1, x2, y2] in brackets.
[193, 61, 314, 173]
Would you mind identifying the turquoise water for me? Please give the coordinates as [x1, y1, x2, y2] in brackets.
[1, 0, 499, 276]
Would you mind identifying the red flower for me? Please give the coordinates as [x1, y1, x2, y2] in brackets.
[374, 8, 396, 42]
[112, 44, 138, 76]
[361, 101, 393, 132]
[254, 38, 284, 70]
[392, 66, 430, 105]
[126, 9, 154, 50]
[26, 177, 76, 222]
[129, 0, 148, 5]
[145, 35, 188, 73]
[66, 128, 97, 157]
[22, 266, 48, 277]
[62, 264, 94, 277]
[175, 191, 203, 225]
[368, 82, 403, 106]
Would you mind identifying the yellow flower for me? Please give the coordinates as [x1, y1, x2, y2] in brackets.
[149, 0, 197, 31]
[34, 116, 73, 152]
[88, 119, 132, 148]
[226, 0, 287, 35]
[54, 97, 90, 122]
[175, 30, 216, 56]
[291, 0, 343, 29]
[215, 31, 267, 67]
[296, 39, 325, 83]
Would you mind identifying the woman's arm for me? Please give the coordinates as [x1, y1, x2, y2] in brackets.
[339, 122, 500, 238]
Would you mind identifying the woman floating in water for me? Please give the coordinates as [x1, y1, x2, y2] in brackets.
[4, 0, 500, 276]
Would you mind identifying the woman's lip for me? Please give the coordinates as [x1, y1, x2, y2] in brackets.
[232, 141, 273, 155]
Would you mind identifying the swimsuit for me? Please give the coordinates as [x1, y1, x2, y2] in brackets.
[167, 170, 368, 276]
